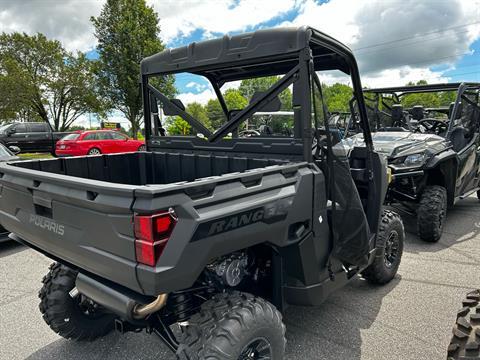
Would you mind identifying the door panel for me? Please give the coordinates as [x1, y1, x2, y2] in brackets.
[8, 123, 30, 151]
[455, 133, 480, 196]
[27, 123, 51, 152]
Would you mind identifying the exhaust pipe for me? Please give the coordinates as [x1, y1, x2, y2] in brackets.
[132, 293, 168, 319]
[76, 273, 167, 321]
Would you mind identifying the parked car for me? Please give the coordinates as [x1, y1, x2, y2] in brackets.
[55, 130, 146, 156]
[0, 143, 19, 242]
[0, 122, 71, 155]
[344, 82, 480, 242]
[0, 27, 404, 358]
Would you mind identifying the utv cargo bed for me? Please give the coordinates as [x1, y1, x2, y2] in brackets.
[0, 152, 309, 294]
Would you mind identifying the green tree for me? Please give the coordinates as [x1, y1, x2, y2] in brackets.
[91, 0, 175, 138]
[186, 102, 211, 130]
[0, 32, 105, 130]
[239, 76, 292, 109]
[401, 80, 441, 108]
[205, 99, 226, 130]
[322, 83, 352, 112]
[166, 102, 211, 135]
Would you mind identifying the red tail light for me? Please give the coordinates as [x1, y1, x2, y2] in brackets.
[134, 209, 177, 266]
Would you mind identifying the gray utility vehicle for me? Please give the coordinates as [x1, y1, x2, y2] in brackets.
[345, 83, 480, 242]
[0, 27, 404, 359]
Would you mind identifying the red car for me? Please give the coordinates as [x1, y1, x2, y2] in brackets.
[55, 130, 146, 157]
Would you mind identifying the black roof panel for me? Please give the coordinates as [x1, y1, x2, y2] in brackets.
[140, 26, 354, 81]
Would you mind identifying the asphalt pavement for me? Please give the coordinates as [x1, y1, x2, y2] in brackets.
[2, 196, 480, 360]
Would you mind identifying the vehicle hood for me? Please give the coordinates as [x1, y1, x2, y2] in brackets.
[342, 131, 448, 159]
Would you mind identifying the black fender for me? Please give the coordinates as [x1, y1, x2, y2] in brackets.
[424, 150, 458, 207]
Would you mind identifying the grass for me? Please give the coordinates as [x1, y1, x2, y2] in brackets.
[18, 153, 53, 160]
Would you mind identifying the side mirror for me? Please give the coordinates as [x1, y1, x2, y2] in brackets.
[8, 146, 20, 154]
[6, 128, 15, 136]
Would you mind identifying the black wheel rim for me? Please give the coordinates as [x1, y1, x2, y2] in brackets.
[239, 338, 272, 360]
[384, 230, 400, 268]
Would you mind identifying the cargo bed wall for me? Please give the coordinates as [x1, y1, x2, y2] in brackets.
[11, 152, 289, 185]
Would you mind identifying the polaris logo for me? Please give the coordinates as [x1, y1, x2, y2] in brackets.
[29, 215, 65, 236]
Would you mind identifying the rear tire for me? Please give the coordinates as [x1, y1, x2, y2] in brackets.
[448, 290, 480, 359]
[417, 185, 447, 242]
[176, 291, 286, 360]
[88, 148, 101, 155]
[38, 262, 115, 341]
[362, 209, 404, 285]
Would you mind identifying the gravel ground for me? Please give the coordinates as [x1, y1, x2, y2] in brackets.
[1, 196, 480, 360]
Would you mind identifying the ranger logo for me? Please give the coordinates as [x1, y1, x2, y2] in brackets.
[191, 197, 293, 242]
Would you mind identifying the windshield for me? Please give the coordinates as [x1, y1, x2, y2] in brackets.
[61, 133, 80, 141]
[0, 124, 12, 134]
[0, 143, 13, 157]
[147, 72, 295, 140]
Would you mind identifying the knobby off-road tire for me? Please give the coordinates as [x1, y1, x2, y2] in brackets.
[38, 262, 115, 341]
[448, 289, 480, 359]
[417, 185, 447, 242]
[362, 209, 404, 285]
[176, 291, 286, 360]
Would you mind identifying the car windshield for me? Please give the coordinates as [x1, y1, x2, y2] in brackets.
[0, 124, 12, 134]
[0, 143, 13, 158]
[61, 133, 80, 141]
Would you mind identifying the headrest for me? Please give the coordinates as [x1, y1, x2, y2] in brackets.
[258, 125, 273, 135]
[391, 104, 404, 121]
[411, 105, 424, 121]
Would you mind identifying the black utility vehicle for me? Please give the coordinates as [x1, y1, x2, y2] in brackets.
[345, 83, 480, 242]
[0, 27, 404, 359]
[0, 121, 71, 154]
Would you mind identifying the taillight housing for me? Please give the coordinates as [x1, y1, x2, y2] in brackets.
[134, 209, 177, 266]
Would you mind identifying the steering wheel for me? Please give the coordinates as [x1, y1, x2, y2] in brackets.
[415, 118, 449, 135]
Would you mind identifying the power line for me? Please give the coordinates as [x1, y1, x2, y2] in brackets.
[355, 29, 472, 55]
[353, 21, 480, 51]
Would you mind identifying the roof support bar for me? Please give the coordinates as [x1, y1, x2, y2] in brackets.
[147, 84, 213, 138]
[209, 64, 300, 142]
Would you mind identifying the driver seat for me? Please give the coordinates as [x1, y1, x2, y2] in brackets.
[450, 127, 469, 152]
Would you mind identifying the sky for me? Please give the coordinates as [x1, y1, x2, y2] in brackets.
[0, 0, 479, 128]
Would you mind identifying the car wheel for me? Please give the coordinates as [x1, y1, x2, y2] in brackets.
[417, 185, 447, 242]
[138, 145, 146, 152]
[39, 263, 115, 341]
[88, 148, 101, 155]
[361, 209, 404, 285]
[447, 289, 480, 359]
[176, 291, 286, 360]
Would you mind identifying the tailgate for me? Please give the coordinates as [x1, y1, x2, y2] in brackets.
[0, 165, 142, 292]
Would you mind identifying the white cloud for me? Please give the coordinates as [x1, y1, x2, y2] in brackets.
[0, 0, 103, 52]
[283, 0, 480, 78]
[177, 89, 216, 105]
[185, 81, 207, 92]
[150, 0, 296, 43]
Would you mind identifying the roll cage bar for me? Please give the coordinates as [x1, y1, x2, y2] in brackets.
[140, 27, 374, 161]
[360, 82, 480, 137]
